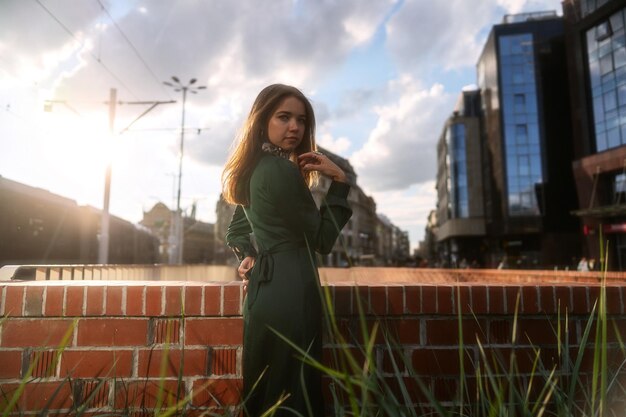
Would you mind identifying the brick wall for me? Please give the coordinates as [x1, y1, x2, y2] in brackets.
[1, 277, 625, 414]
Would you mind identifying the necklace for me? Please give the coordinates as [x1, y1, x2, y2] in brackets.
[261, 142, 291, 159]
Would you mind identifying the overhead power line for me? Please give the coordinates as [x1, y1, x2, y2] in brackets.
[94, 0, 173, 100]
[33, 0, 140, 100]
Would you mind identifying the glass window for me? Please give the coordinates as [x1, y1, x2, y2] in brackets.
[514, 94, 525, 113]
[615, 47, 626, 69]
[499, 33, 543, 216]
[597, 21, 612, 42]
[611, 11, 624, 31]
[601, 54, 614, 75]
[605, 90, 617, 111]
[587, 7, 626, 152]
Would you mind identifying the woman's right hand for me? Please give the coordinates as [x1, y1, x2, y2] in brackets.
[238, 256, 255, 291]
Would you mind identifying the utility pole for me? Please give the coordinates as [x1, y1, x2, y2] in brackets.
[98, 88, 116, 264]
[46, 90, 176, 264]
[163, 76, 206, 265]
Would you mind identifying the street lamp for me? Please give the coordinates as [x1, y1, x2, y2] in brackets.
[163, 76, 206, 264]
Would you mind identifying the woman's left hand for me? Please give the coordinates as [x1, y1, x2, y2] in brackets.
[298, 151, 347, 183]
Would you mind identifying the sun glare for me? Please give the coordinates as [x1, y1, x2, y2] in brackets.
[39, 110, 127, 191]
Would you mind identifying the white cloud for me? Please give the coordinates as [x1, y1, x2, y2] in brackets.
[350, 76, 453, 191]
[317, 133, 352, 155]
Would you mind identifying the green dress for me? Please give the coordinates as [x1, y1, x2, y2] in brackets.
[226, 153, 352, 417]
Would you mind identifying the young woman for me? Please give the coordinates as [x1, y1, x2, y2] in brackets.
[222, 84, 352, 416]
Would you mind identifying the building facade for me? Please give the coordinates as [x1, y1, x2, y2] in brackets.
[141, 202, 215, 264]
[564, 0, 626, 270]
[434, 12, 581, 269]
[435, 90, 489, 267]
[0, 176, 159, 266]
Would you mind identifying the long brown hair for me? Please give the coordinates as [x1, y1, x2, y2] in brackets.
[222, 84, 318, 205]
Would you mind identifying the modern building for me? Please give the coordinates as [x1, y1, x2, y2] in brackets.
[563, 0, 626, 269]
[433, 12, 582, 268]
[435, 89, 489, 267]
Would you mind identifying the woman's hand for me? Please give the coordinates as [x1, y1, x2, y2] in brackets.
[238, 256, 255, 292]
[298, 151, 347, 183]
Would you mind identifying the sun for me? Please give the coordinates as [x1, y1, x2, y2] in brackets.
[37, 109, 128, 199]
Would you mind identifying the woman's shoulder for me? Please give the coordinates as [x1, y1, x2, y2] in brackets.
[254, 154, 299, 177]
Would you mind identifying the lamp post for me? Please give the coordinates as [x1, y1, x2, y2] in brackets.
[163, 76, 206, 264]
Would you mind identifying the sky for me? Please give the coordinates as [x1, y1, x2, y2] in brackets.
[0, 0, 563, 251]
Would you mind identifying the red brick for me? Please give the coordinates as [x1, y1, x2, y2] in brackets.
[24, 286, 44, 316]
[86, 286, 104, 316]
[45, 285, 65, 316]
[184, 286, 203, 316]
[60, 349, 133, 378]
[145, 286, 162, 316]
[588, 286, 601, 311]
[333, 285, 353, 316]
[387, 286, 404, 316]
[1, 319, 75, 347]
[505, 286, 522, 314]
[126, 285, 144, 316]
[210, 347, 238, 375]
[355, 287, 369, 315]
[538, 286, 555, 314]
[421, 286, 436, 313]
[369, 286, 387, 315]
[153, 318, 181, 344]
[451, 286, 466, 314]
[411, 348, 472, 375]
[106, 286, 124, 315]
[2, 381, 73, 411]
[405, 286, 420, 315]
[489, 319, 512, 344]
[204, 285, 221, 316]
[380, 348, 407, 374]
[571, 286, 589, 314]
[488, 286, 505, 314]
[426, 318, 486, 345]
[471, 286, 488, 314]
[223, 284, 241, 316]
[606, 286, 623, 314]
[437, 286, 453, 314]
[29, 349, 57, 378]
[0, 350, 22, 378]
[78, 380, 109, 409]
[4, 285, 24, 316]
[392, 318, 420, 344]
[185, 318, 243, 346]
[137, 348, 208, 377]
[114, 379, 183, 408]
[555, 287, 572, 314]
[517, 318, 574, 345]
[164, 286, 183, 316]
[65, 286, 84, 316]
[190, 378, 242, 407]
[522, 286, 539, 314]
[77, 318, 148, 346]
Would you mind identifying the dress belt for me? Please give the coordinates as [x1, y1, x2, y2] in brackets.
[247, 240, 308, 307]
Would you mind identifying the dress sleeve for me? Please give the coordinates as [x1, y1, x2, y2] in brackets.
[265, 158, 352, 255]
[225, 205, 257, 261]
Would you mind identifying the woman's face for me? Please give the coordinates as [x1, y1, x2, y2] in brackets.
[267, 96, 306, 151]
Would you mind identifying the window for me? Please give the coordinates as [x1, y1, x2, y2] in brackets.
[499, 33, 542, 216]
[587, 7, 626, 152]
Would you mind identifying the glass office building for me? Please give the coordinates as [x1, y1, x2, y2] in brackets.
[447, 123, 469, 218]
[498, 34, 543, 216]
[586, 7, 626, 152]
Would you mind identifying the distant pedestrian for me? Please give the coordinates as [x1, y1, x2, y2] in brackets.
[577, 256, 589, 272]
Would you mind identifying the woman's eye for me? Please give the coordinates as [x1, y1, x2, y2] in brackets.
[278, 115, 289, 121]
